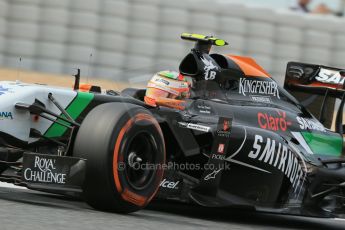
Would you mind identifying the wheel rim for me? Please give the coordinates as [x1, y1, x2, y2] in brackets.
[124, 131, 158, 191]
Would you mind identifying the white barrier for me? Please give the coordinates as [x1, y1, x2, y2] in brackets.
[0, 0, 344, 85]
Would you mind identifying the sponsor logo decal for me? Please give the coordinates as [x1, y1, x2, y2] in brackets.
[147, 82, 179, 95]
[250, 95, 272, 103]
[197, 104, 212, 114]
[217, 117, 232, 138]
[296, 117, 326, 132]
[154, 76, 170, 86]
[239, 78, 280, 99]
[315, 68, 345, 85]
[258, 111, 291, 132]
[211, 154, 225, 160]
[201, 57, 219, 80]
[204, 168, 222, 181]
[248, 135, 305, 191]
[24, 156, 67, 184]
[217, 144, 225, 154]
[0, 112, 13, 120]
[0, 85, 9, 96]
[160, 179, 179, 189]
[178, 122, 210, 132]
[223, 120, 230, 132]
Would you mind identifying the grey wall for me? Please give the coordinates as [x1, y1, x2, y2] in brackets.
[1, 0, 345, 85]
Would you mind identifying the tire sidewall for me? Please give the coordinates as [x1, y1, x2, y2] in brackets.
[73, 103, 165, 212]
[108, 109, 165, 208]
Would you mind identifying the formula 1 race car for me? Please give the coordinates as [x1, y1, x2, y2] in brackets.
[1, 33, 345, 216]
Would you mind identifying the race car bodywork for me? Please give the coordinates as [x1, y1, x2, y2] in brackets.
[0, 33, 345, 216]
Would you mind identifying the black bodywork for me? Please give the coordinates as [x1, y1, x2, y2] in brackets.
[0, 35, 345, 217]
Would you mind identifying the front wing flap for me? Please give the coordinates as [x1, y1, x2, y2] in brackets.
[22, 152, 86, 193]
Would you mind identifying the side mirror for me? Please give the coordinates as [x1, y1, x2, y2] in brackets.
[287, 65, 304, 79]
[73, 68, 81, 90]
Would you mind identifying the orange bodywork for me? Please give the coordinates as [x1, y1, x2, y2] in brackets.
[78, 83, 92, 92]
[226, 55, 270, 78]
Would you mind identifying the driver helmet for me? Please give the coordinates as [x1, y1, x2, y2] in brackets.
[144, 71, 190, 107]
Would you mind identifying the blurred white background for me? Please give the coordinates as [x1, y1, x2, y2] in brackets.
[217, 0, 340, 10]
[0, 0, 345, 86]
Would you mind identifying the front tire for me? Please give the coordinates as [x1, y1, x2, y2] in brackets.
[73, 103, 165, 213]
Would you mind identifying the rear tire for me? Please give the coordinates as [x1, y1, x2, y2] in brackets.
[73, 103, 165, 213]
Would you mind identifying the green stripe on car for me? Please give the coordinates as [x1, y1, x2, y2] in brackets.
[44, 92, 94, 138]
[301, 132, 343, 157]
